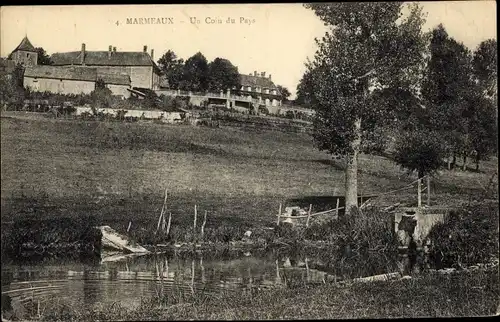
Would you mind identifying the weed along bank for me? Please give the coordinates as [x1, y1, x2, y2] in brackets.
[1, 3, 499, 321]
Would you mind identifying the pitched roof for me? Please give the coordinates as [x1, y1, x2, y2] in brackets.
[13, 36, 37, 52]
[24, 65, 97, 82]
[239, 74, 277, 90]
[24, 65, 131, 86]
[51, 51, 157, 68]
[97, 71, 131, 86]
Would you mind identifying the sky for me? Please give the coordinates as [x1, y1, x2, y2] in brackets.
[1, 2, 496, 98]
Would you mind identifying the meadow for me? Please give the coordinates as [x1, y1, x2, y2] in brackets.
[1, 111, 497, 246]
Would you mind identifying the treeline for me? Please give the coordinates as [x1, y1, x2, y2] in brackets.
[299, 19, 497, 172]
[157, 50, 291, 101]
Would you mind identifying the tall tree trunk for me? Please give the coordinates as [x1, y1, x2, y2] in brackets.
[447, 155, 452, 170]
[462, 155, 467, 171]
[475, 154, 480, 171]
[452, 153, 456, 169]
[345, 117, 362, 216]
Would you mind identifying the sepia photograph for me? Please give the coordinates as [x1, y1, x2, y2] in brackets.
[0, 2, 498, 320]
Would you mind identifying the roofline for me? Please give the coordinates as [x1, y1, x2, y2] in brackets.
[24, 75, 95, 82]
[25, 74, 130, 86]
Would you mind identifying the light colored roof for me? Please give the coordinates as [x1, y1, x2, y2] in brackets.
[24, 65, 131, 86]
[24, 65, 97, 82]
[239, 74, 277, 90]
[51, 50, 158, 69]
[14, 36, 37, 52]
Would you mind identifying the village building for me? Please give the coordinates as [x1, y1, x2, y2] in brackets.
[23, 65, 131, 98]
[10, 36, 38, 67]
[50, 44, 161, 90]
[236, 71, 282, 107]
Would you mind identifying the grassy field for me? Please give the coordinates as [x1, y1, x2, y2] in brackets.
[1, 112, 498, 245]
[21, 266, 499, 320]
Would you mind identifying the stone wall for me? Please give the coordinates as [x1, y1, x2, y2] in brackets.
[75, 106, 184, 123]
[107, 84, 130, 98]
[24, 76, 95, 95]
[394, 207, 449, 248]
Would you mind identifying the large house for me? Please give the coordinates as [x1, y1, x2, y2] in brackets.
[236, 71, 282, 107]
[51, 44, 161, 90]
[24, 65, 131, 97]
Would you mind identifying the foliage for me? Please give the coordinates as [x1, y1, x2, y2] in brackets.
[421, 25, 475, 163]
[305, 2, 429, 157]
[90, 78, 113, 109]
[180, 52, 209, 92]
[473, 39, 498, 100]
[393, 129, 446, 177]
[0, 64, 26, 109]
[276, 85, 291, 102]
[34, 47, 53, 65]
[427, 203, 499, 269]
[157, 50, 185, 89]
[207, 57, 240, 92]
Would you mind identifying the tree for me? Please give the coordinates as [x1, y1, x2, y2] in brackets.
[207, 57, 240, 92]
[295, 64, 319, 106]
[304, 3, 428, 215]
[276, 85, 291, 102]
[473, 39, 497, 101]
[394, 129, 446, 180]
[469, 39, 498, 170]
[422, 25, 476, 170]
[181, 52, 209, 92]
[90, 78, 113, 109]
[35, 47, 53, 65]
[157, 50, 185, 89]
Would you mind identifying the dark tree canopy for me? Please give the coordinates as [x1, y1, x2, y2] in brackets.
[276, 85, 291, 102]
[181, 52, 209, 92]
[35, 47, 53, 65]
[157, 50, 184, 90]
[207, 58, 240, 92]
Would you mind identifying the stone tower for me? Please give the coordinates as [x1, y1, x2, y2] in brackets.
[11, 36, 38, 66]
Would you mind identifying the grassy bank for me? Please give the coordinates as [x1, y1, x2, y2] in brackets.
[2, 114, 496, 238]
[19, 266, 498, 321]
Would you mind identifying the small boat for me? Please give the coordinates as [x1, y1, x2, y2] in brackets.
[97, 226, 150, 254]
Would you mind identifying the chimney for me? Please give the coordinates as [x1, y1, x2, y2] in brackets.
[254, 70, 257, 76]
[80, 43, 86, 65]
[268, 74, 272, 80]
[113, 47, 116, 53]
[143, 45, 148, 53]
[150, 49, 154, 60]
[261, 71, 266, 77]
[108, 45, 112, 58]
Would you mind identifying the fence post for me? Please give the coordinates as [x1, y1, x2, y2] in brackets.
[336, 198, 340, 217]
[193, 205, 198, 241]
[306, 204, 312, 228]
[201, 210, 207, 240]
[426, 175, 431, 207]
[127, 221, 132, 233]
[166, 212, 172, 237]
[417, 178, 422, 208]
[277, 203, 282, 226]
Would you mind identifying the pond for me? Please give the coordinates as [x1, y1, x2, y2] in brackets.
[2, 247, 422, 320]
[1, 250, 347, 319]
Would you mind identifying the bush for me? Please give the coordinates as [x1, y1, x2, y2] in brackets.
[427, 203, 499, 269]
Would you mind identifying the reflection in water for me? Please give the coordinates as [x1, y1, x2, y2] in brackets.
[1, 251, 421, 320]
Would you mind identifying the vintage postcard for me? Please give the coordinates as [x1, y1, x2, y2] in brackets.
[1, 2, 498, 320]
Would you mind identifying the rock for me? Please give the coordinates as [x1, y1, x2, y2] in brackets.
[244, 230, 252, 237]
[401, 275, 412, 280]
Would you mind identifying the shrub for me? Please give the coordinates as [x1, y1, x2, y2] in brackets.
[427, 202, 499, 269]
